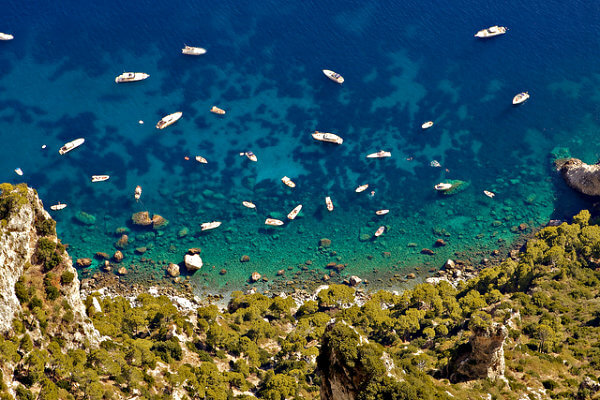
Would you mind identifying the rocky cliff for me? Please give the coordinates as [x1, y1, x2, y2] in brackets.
[556, 158, 600, 196]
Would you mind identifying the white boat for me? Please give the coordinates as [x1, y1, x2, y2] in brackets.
[201, 221, 222, 231]
[355, 184, 369, 193]
[156, 111, 182, 129]
[375, 209, 389, 216]
[312, 131, 343, 145]
[366, 151, 391, 159]
[91, 175, 110, 182]
[59, 138, 85, 155]
[325, 196, 334, 212]
[434, 183, 452, 191]
[287, 204, 302, 220]
[474, 26, 507, 38]
[115, 72, 150, 83]
[281, 176, 296, 188]
[322, 69, 344, 84]
[195, 156, 208, 164]
[14, 168, 23, 176]
[374, 226, 385, 237]
[50, 202, 67, 211]
[240, 151, 257, 162]
[265, 218, 284, 226]
[0, 32, 14, 41]
[512, 92, 529, 105]
[242, 201, 256, 209]
[210, 106, 226, 115]
[182, 45, 206, 55]
[422, 121, 434, 129]
[134, 185, 142, 201]
[484, 190, 495, 198]
[430, 160, 441, 168]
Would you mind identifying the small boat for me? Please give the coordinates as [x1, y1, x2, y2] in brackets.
[14, 168, 23, 176]
[201, 221, 222, 231]
[325, 196, 334, 212]
[195, 156, 208, 164]
[512, 92, 529, 105]
[374, 226, 385, 237]
[0, 32, 14, 41]
[182, 45, 206, 55]
[91, 175, 110, 182]
[474, 26, 507, 38]
[115, 72, 150, 83]
[59, 138, 85, 155]
[422, 121, 434, 129]
[366, 151, 391, 159]
[50, 202, 67, 211]
[287, 204, 303, 220]
[134, 185, 142, 201]
[322, 69, 344, 84]
[242, 201, 256, 209]
[375, 209, 389, 216]
[312, 131, 343, 145]
[210, 106, 226, 115]
[355, 184, 369, 193]
[483, 190, 495, 198]
[239, 151, 257, 162]
[434, 183, 452, 191]
[281, 176, 296, 188]
[430, 160, 441, 168]
[265, 218, 284, 226]
[156, 111, 182, 129]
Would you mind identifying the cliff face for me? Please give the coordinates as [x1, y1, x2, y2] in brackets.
[556, 158, 600, 196]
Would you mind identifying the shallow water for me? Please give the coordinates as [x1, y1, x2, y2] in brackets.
[1, 0, 598, 295]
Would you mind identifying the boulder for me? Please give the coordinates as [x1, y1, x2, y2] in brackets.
[219, 269, 227, 275]
[101, 260, 111, 272]
[75, 211, 96, 225]
[115, 234, 128, 249]
[421, 248, 435, 255]
[187, 248, 202, 255]
[151, 214, 169, 229]
[166, 263, 180, 277]
[434, 239, 446, 247]
[349, 276, 362, 287]
[444, 259, 456, 269]
[319, 238, 332, 248]
[94, 252, 109, 260]
[184, 254, 203, 272]
[132, 211, 152, 226]
[240, 255, 250, 262]
[117, 266, 127, 275]
[113, 250, 123, 263]
[76, 258, 92, 268]
[135, 247, 147, 254]
[557, 157, 600, 196]
[250, 271, 261, 282]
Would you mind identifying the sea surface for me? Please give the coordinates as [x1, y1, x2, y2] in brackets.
[1, 0, 599, 295]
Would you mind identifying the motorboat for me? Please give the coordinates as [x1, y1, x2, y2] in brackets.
[355, 184, 369, 193]
[201, 221, 222, 231]
[115, 72, 150, 83]
[512, 92, 529, 105]
[312, 131, 343, 145]
[422, 121, 434, 129]
[325, 196, 334, 212]
[240, 151, 257, 162]
[366, 151, 391, 159]
[182, 45, 206, 55]
[59, 138, 85, 155]
[14, 168, 23, 176]
[434, 183, 452, 191]
[0, 32, 14, 41]
[322, 69, 344, 84]
[242, 201, 256, 209]
[195, 156, 208, 164]
[156, 111, 182, 129]
[430, 160, 441, 168]
[474, 26, 507, 38]
[374, 226, 385, 237]
[287, 204, 302, 220]
[91, 175, 110, 182]
[265, 218, 284, 226]
[484, 190, 495, 198]
[50, 202, 67, 211]
[281, 176, 296, 188]
[210, 106, 226, 115]
[134, 185, 142, 201]
[375, 209, 389, 216]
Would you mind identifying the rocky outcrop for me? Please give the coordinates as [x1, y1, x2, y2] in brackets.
[450, 322, 508, 382]
[556, 158, 600, 196]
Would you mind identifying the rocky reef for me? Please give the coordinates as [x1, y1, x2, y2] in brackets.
[556, 157, 600, 196]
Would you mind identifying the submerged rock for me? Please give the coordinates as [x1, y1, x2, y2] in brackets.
[76, 258, 92, 268]
[556, 157, 600, 196]
[132, 211, 152, 226]
[75, 211, 96, 225]
[319, 238, 332, 248]
[166, 263, 180, 277]
[151, 214, 169, 229]
[250, 271, 261, 282]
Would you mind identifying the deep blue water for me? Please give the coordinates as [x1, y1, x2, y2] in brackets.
[1, 0, 599, 294]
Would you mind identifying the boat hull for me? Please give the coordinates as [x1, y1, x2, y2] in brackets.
[156, 112, 183, 129]
[322, 69, 344, 84]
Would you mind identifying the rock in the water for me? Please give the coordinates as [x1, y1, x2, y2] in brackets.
[117, 266, 127, 275]
[219, 268, 227, 275]
[152, 214, 169, 229]
[434, 239, 446, 247]
[187, 248, 201, 255]
[557, 157, 600, 196]
[177, 227, 189, 238]
[421, 248, 434, 255]
[184, 254, 203, 272]
[250, 271, 261, 282]
[240, 255, 250, 262]
[319, 238, 332, 248]
[132, 211, 152, 226]
[75, 211, 96, 225]
[76, 258, 92, 268]
[349, 276, 362, 286]
[113, 250, 123, 263]
[135, 247, 147, 254]
[444, 259, 456, 269]
[115, 234, 128, 249]
[167, 263, 180, 277]
[406, 273, 416, 279]
[95, 252, 109, 260]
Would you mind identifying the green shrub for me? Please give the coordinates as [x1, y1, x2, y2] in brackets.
[60, 271, 75, 285]
[15, 278, 29, 303]
[36, 218, 56, 237]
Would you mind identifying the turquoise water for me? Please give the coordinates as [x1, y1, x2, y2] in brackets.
[1, 0, 598, 294]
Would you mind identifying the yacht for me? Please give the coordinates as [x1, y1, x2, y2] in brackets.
[366, 151, 391, 159]
[50, 202, 67, 211]
[14, 168, 23, 176]
[91, 175, 110, 182]
[375, 209, 389, 216]
[312, 131, 343, 144]
[210, 106, 226, 115]
[374, 226, 385, 237]
[115, 72, 150, 83]
[434, 182, 452, 191]
[322, 69, 344, 84]
[59, 138, 85, 155]
[281, 176, 296, 188]
[355, 184, 369, 193]
[0, 32, 14, 41]
[325, 196, 334, 212]
[287, 204, 302, 220]
[242, 201, 256, 209]
[182, 45, 206, 55]
[483, 190, 495, 198]
[474, 26, 507, 38]
[195, 156, 208, 164]
[201, 221, 222, 231]
[240, 151, 257, 162]
[265, 218, 284, 226]
[156, 111, 182, 129]
[422, 121, 434, 129]
[512, 92, 529, 105]
[134, 185, 142, 201]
